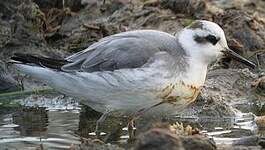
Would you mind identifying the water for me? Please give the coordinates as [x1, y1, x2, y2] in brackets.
[0, 92, 263, 149]
[0, 95, 81, 149]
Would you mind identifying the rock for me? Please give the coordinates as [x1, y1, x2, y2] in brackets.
[210, 0, 254, 10]
[196, 97, 236, 117]
[232, 136, 260, 146]
[135, 127, 216, 150]
[201, 68, 259, 104]
[0, 0, 23, 21]
[70, 138, 124, 150]
[213, 10, 265, 69]
[9, 0, 46, 46]
[0, 20, 11, 48]
[44, 0, 126, 52]
[0, 61, 20, 93]
[255, 116, 265, 128]
[251, 76, 265, 96]
[98, 0, 129, 14]
[259, 137, 265, 148]
[217, 145, 261, 150]
[160, 0, 207, 17]
[230, 135, 265, 149]
[0, 0, 65, 59]
[180, 135, 216, 150]
[34, 0, 84, 12]
[58, 21, 122, 52]
[135, 128, 185, 150]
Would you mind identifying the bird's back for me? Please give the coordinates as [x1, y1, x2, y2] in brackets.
[63, 30, 188, 73]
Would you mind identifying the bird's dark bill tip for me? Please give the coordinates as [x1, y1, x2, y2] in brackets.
[224, 48, 256, 69]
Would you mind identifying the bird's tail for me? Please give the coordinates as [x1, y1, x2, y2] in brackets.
[10, 53, 68, 70]
[9, 53, 71, 84]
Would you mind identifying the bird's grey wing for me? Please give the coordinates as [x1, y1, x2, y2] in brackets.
[62, 30, 186, 72]
[62, 36, 160, 72]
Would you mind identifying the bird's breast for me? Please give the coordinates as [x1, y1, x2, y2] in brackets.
[158, 81, 201, 105]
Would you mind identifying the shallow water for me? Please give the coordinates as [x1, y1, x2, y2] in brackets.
[0, 93, 264, 149]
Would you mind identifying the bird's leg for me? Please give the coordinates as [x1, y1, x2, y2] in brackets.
[126, 99, 183, 139]
[127, 101, 165, 139]
[95, 109, 111, 138]
[62, 0, 65, 10]
[129, 101, 165, 122]
[127, 119, 136, 140]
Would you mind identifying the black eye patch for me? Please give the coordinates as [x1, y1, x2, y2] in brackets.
[205, 34, 219, 45]
[194, 34, 220, 45]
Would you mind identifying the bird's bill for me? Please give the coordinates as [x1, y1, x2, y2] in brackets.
[223, 48, 256, 69]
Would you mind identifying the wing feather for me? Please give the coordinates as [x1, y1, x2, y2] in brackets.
[61, 30, 187, 72]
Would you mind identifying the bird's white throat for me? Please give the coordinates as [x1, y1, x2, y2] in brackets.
[181, 57, 208, 87]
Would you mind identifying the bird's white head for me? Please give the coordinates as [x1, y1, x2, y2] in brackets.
[178, 20, 228, 64]
[178, 20, 256, 68]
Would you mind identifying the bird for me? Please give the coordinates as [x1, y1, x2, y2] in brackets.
[10, 20, 256, 136]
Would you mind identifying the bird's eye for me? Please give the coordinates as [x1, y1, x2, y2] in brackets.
[205, 34, 219, 45]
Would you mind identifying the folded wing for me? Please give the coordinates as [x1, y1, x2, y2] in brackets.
[62, 30, 186, 72]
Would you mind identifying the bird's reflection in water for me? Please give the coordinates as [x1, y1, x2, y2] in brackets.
[12, 106, 48, 137]
[76, 105, 178, 144]
[76, 104, 247, 143]
[77, 105, 128, 143]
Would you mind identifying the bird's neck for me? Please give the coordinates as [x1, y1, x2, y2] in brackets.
[180, 56, 208, 87]
[176, 29, 209, 87]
